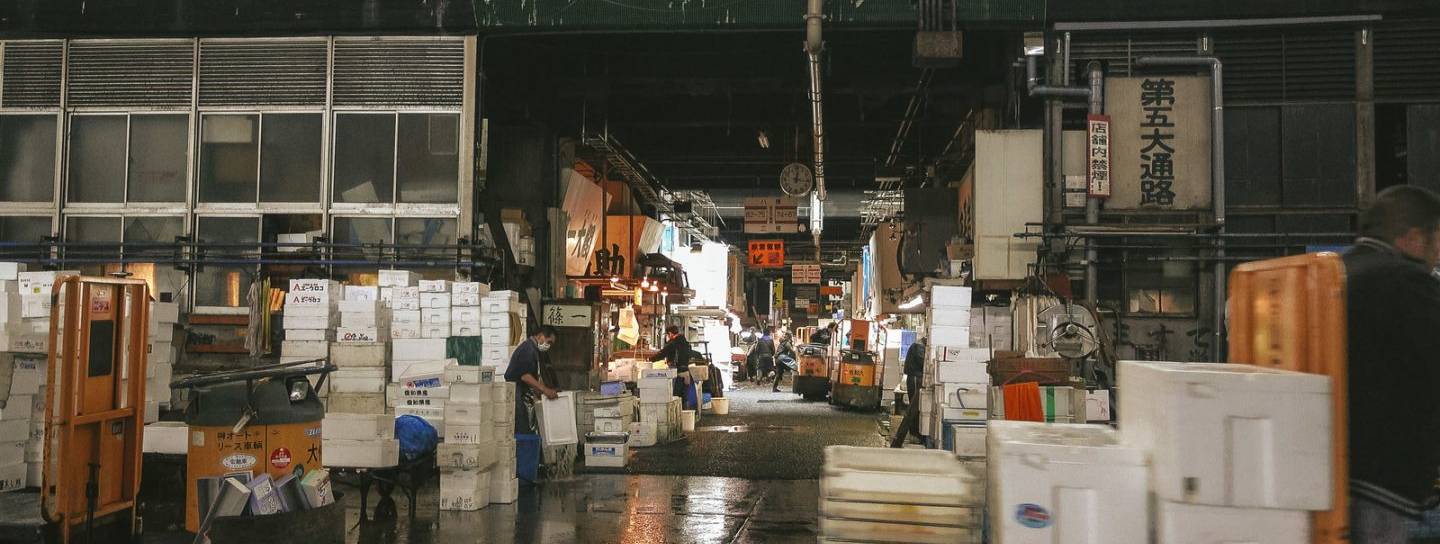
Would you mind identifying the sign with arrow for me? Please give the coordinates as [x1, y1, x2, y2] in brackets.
[748, 240, 785, 268]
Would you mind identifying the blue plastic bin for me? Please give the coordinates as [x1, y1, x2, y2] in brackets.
[516, 434, 541, 483]
[683, 386, 712, 411]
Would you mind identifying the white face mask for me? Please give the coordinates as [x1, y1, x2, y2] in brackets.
[537, 341, 552, 352]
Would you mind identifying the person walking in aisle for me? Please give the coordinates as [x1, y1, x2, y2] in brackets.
[772, 333, 797, 392]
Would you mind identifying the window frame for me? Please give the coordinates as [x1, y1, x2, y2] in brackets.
[64, 112, 193, 211]
[192, 213, 262, 314]
[0, 112, 63, 209]
[194, 110, 328, 212]
[329, 110, 463, 216]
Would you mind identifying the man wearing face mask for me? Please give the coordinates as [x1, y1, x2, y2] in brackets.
[505, 325, 561, 434]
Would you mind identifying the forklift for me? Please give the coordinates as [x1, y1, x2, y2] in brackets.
[828, 320, 883, 411]
[791, 343, 830, 401]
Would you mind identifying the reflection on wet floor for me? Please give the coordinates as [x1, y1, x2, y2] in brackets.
[343, 475, 818, 544]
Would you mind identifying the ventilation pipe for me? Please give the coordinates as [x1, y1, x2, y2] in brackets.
[1134, 55, 1225, 362]
[806, 0, 827, 250]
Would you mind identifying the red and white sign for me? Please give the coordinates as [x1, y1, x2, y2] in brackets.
[270, 447, 292, 469]
[791, 263, 821, 284]
[748, 240, 785, 269]
[1087, 114, 1112, 198]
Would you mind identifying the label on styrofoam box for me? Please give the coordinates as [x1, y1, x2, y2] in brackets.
[452, 282, 486, 295]
[391, 325, 422, 339]
[378, 270, 416, 288]
[19, 295, 49, 319]
[451, 292, 481, 307]
[445, 424, 490, 444]
[323, 413, 395, 440]
[451, 307, 482, 322]
[392, 299, 420, 311]
[393, 358, 450, 383]
[329, 343, 388, 367]
[392, 339, 448, 362]
[1086, 389, 1112, 422]
[420, 293, 451, 309]
[397, 369, 447, 392]
[283, 315, 332, 330]
[285, 328, 331, 342]
[391, 310, 421, 325]
[449, 383, 494, 404]
[936, 361, 988, 384]
[438, 442, 498, 470]
[0, 263, 26, 281]
[641, 368, 677, 380]
[344, 286, 379, 303]
[421, 308, 451, 324]
[336, 328, 382, 344]
[593, 406, 623, 419]
[450, 322, 481, 337]
[289, 279, 339, 295]
[418, 280, 450, 293]
[940, 407, 988, 422]
[285, 291, 333, 308]
[932, 346, 990, 363]
[930, 307, 971, 328]
[392, 393, 446, 410]
[422, 325, 449, 339]
[930, 285, 972, 307]
[2, 332, 47, 354]
[394, 404, 444, 421]
[444, 403, 486, 426]
[281, 340, 329, 359]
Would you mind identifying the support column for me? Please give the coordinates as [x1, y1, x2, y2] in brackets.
[1356, 26, 1376, 207]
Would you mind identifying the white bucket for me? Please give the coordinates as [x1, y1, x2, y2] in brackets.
[681, 410, 697, 432]
[710, 397, 730, 415]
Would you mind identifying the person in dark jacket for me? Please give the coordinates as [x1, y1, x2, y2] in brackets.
[651, 325, 693, 371]
[772, 334, 797, 392]
[904, 337, 927, 408]
[750, 329, 776, 382]
[811, 323, 837, 347]
[1344, 185, 1440, 543]
[504, 326, 561, 435]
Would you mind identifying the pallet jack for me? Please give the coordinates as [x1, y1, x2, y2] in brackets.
[40, 276, 150, 544]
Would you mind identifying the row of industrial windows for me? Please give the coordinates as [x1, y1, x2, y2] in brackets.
[0, 112, 460, 206]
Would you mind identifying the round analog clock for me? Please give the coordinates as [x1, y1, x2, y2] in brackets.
[779, 163, 815, 197]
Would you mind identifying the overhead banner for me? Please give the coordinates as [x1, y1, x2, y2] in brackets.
[1104, 76, 1212, 210]
[561, 169, 608, 276]
[743, 197, 801, 234]
[1086, 114, 1112, 198]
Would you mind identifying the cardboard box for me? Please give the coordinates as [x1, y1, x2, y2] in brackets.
[322, 438, 399, 468]
[392, 339, 448, 362]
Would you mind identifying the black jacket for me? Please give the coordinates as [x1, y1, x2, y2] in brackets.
[651, 336, 693, 370]
[1345, 239, 1440, 514]
[904, 342, 926, 377]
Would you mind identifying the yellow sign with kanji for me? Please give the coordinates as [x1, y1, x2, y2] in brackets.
[748, 239, 785, 268]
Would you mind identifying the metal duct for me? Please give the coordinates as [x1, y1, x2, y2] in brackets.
[66, 40, 195, 107]
[199, 39, 328, 106]
[333, 38, 465, 107]
[806, 0, 827, 204]
[0, 41, 63, 108]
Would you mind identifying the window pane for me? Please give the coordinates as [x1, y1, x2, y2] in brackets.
[396, 113, 458, 203]
[68, 116, 127, 203]
[66, 216, 122, 275]
[396, 217, 456, 260]
[127, 115, 189, 202]
[333, 217, 392, 262]
[0, 216, 52, 243]
[123, 217, 187, 301]
[333, 114, 395, 203]
[195, 217, 259, 307]
[199, 115, 259, 203]
[260, 114, 323, 203]
[261, 214, 323, 256]
[0, 116, 57, 202]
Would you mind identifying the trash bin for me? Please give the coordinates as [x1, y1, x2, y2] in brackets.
[516, 434, 541, 483]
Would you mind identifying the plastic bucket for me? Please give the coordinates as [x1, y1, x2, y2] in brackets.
[681, 410, 696, 432]
[710, 397, 730, 415]
[516, 434, 541, 483]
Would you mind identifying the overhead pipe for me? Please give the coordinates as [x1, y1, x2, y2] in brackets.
[806, 0, 827, 252]
[1134, 55, 1225, 363]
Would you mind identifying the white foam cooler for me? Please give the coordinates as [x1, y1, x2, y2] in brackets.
[1117, 361, 1333, 510]
[1155, 501, 1310, 544]
[988, 421, 1147, 544]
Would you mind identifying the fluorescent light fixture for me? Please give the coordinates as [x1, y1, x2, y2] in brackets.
[757, 129, 771, 149]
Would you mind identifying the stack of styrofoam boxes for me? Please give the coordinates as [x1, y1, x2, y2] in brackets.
[282, 279, 340, 366]
[323, 341, 394, 469]
[1119, 361, 1331, 543]
[924, 284, 984, 446]
[820, 446, 985, 543]
[418, 279, 452, 341]
[1, 353, 40, 491]
[490, 380, 519, 504]
[637, 368, 676, 445]
[988, 420, 1148, 543]
[969, 305, 1014, 352]
[389, 339, 449, 433]
[381, 270, 420, 341]
[9, 269, 72, 355]
[438, 362, 498, 511]
[321, 411, 399, 469]
[575, 391, 636, 439]
[449, 282, 487, 338]
[144, 301, 181, 423]
[337, 285, 388, 345]
[479, 291, 526, 373]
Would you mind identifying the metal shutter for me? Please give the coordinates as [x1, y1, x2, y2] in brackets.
[1374, 19, 1440, 102]
[1, 41, 63, 108]
[332, 38, 464, 107]
[199, 40, 328, 107]
[66, 40, 195, 108]
[1216, 28, 1355, 104]
[1069, 32, 1201, 80]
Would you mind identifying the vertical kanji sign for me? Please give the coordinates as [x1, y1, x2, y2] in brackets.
[1087, 114, 1111, 198]
[1104, 76, 1212, 209]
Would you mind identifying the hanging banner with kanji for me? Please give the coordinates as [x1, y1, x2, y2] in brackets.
[748, 240, 785, 268]
[1086, 114, 1112, 198]
[1104, 76, 1212, 210]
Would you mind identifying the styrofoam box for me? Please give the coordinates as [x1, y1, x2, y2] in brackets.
[0, 441, 24, 467]
[453, 282, 487, 295]
[391, 310, 421, 324]
[819, 517, 979, 544]
[594, 418, 624, 433]
[0, 462, 25, 492]
[438, 442, 499, 470]
[340, 313, 381, 330]
[418, 280, 450, 293]
[935, 361, 988, 385]
[989, 421, 1147, 544]
[0, 263, 26, 281]
[480, 312, 515, 330]
[378, 270, 416, 288]
[491, 382, 516, 403]
[322, 438, 399, 468]
[394, 405, 445, 427]
[1156, 501, 1308, 544]
[392, 324, 422, 339]
[937, 382, 988, 410]
[933, 346, 990, 363]
[584, 441, 627, 468]
[142, 422, 188, 454]
[451, 293, 481, 307]
[931, 307, 971, 328]
[282, 340, 329, 359]
[421, 324, 449, 339]
[822, 446, 984, 506]
[392, 339, 448, 362]
[420, 308, 451, 324]
[451, 307, 482, 322]
[641, 368, 678, 380]
[439, 468, 492, 511]
[329, 369, 387, 394]
[480, 298, 525, 316]
[446, 424, 490, 445]
[450, 322, 482, 337]
[481, 346, 513, 366]
[949, 424, 986, 458]
[445, 403, 487, 426]
[323, 413, 395, 440]
[327, 393, 388, 414]
[638, 385, 671, 404]
[450, 382, 495, 403]
[344, 286, 379, 303]
[931, 285, 972, 308]
[283, 328, 330, 342]
[19, 295, 49, 319]
[1, 395, 31, 421]
[628, 421, 658, 447]
[930, 325, 971, 347]
[1118, 361, 1331, 510]
[444, 364, 494, 385]
[489, 475, 519, 504]
[537, 392, 579, 447]
[330, 343, 388, 368]
[420, 293, 451, 309]
[284, 315, 332, 330]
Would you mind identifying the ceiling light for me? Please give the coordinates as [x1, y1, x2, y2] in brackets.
[757, 129, 771, 149]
